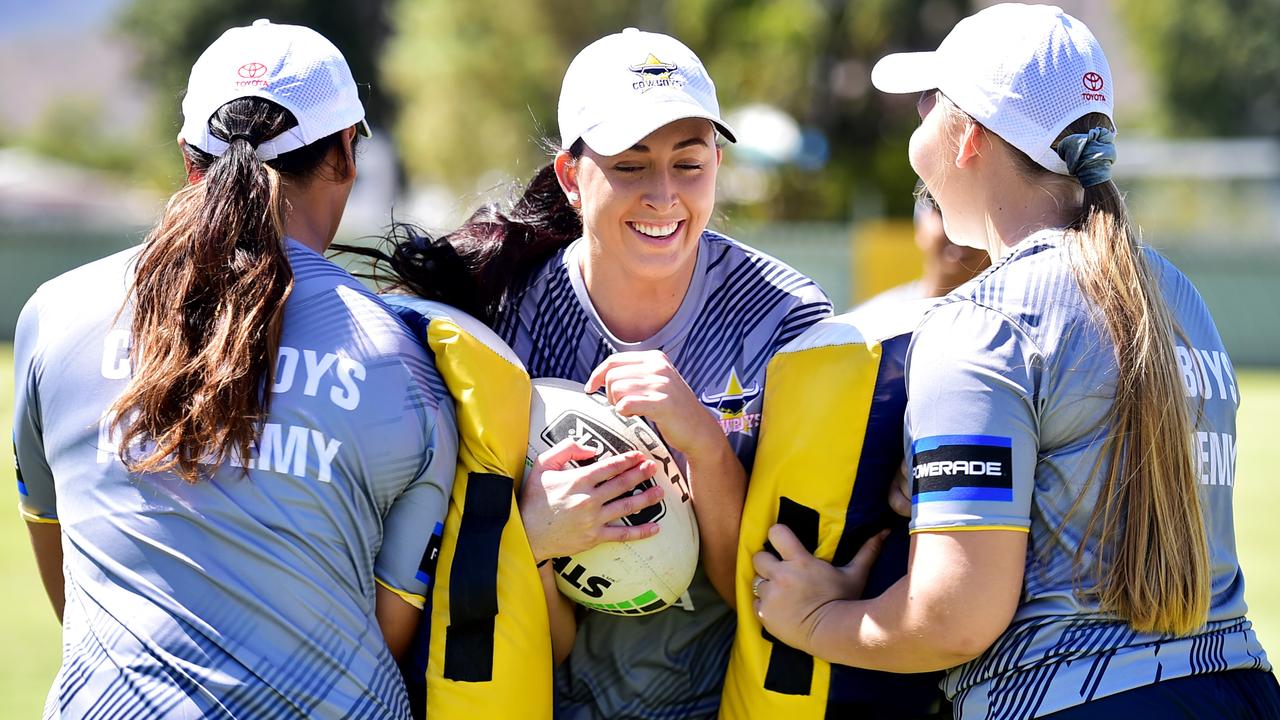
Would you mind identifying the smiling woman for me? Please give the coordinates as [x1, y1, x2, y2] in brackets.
[561, 118, 719, 341]
[348, 28, 832, 719]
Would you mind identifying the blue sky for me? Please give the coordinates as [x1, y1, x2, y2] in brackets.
[0, 0, 121, 40]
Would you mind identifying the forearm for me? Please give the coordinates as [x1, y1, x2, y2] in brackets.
[374, 584, 421, 662]
[540, 562, 577, 664]
[684, 432, 746, 608]
[804, 530, 1025, 673]
[807, 576, 989, 673]
[27, 520, 64, 623]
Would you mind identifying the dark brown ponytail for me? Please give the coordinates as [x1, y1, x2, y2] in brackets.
[111, 97, 356, 483]
[340, 142, 583, 324]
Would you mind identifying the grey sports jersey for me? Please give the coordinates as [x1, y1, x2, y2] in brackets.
[494, 230, 832, 719]
[13, 240, 457, 719]
[904, 231, 1269, 719]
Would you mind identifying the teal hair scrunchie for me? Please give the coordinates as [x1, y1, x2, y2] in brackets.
[1055, 127, 1116, 188]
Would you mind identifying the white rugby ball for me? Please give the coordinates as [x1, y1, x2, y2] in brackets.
[527, 378, 699, 616]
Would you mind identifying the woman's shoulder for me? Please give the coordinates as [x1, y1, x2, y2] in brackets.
[1139, 245, 1226, 355]
[286, 242, 417, 322]
[489, 243, 577, 337]
[286, 240, 369, 292]
[281, 247, 441, 377]
[32, 245, 140, 303]
[500, 241, 575, 302]
[15, 246, 140, 369]
[695, 231, 833, 349]
[700, 230, 830, 304]
[960, 233, 1073, 302]
[943, 233, 1093, 352]
[1140, 246, 1211, 317]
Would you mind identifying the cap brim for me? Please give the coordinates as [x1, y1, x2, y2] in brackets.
[871, 51, 941, 94]
[356, 118, 372, 138]
[579, 101, 736, 157]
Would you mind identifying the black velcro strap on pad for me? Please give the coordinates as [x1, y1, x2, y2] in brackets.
[443, 472, 512, 682]
[762, 496, 821, 696]
[764, 496, 821, 558]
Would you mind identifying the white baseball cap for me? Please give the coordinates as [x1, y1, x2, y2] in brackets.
[558, 28, 736, 157]
[178, 19, 371, 162]
[871, 3, 1113, 175]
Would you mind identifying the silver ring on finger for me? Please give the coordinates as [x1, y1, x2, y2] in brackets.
[752, 576, 766, 599]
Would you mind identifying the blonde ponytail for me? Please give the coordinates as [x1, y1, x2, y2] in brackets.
[1065, 168, 1210, 635]
[990, 111, 1211, 635]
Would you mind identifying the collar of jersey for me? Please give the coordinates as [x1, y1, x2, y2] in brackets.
[563, 232, 710, 351]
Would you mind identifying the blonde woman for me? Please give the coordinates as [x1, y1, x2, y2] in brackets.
[749, 5, 1278, 718]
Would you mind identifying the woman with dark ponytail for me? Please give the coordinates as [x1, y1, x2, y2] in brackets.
[751, 5, 1278, 719]
[14, 20, 456, 718]
[370, 28, 832, 719]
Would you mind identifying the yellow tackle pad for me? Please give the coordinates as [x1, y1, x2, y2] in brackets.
[720, 303, 944, 719]
[387, 296, 552, 720]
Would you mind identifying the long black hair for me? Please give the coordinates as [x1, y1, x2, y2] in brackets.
[340, 141, 584, 323]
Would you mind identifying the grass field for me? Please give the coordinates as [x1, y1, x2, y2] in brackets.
[0, 347, 1277, 717]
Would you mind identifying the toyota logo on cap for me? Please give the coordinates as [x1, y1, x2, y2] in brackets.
[238, 62, 268, 79]
[1082, 72, 1105, 92]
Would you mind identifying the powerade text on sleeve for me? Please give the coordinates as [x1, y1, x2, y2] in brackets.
[905, 232, 1269, 719]
[905, 299, 1038, 534]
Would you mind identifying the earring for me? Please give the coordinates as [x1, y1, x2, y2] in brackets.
[567, 191, 580, 207]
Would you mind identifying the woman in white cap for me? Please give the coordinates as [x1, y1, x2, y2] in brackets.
[749, 4, 1279, 718]
[14, 20, 456, 718]
[364, 27, 831, 719]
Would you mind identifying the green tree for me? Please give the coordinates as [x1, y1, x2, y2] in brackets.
[383, 0, 966, 220]
[115, 0, 397, 189]
[119, 0, 394, 138]
[20, 97, 136, 175]
[381, 0, 568, 193]
[1117, 0, 1280, 136]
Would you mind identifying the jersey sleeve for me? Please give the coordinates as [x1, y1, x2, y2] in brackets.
[13, 292, 58, 524]
[905, 300, 1040, 533]
[373, 397, 458, 608]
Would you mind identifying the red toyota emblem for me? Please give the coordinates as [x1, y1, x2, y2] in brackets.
[238, 62, 268, 79]
[1082, 72, 1105, 92]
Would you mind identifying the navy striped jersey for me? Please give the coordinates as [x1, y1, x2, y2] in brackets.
[494, 230, 832, 719]
[13, 240, 457, 719]
[904, 230, 1270, 719]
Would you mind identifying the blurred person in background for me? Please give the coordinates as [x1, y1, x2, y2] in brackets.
[750, 4, 1279, 718]
[356, 27, 832, 719]
[13, 20, 456, 719]
[852, 192, 990, 317]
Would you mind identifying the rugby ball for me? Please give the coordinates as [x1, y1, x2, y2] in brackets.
[527, 378, 699, 616]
